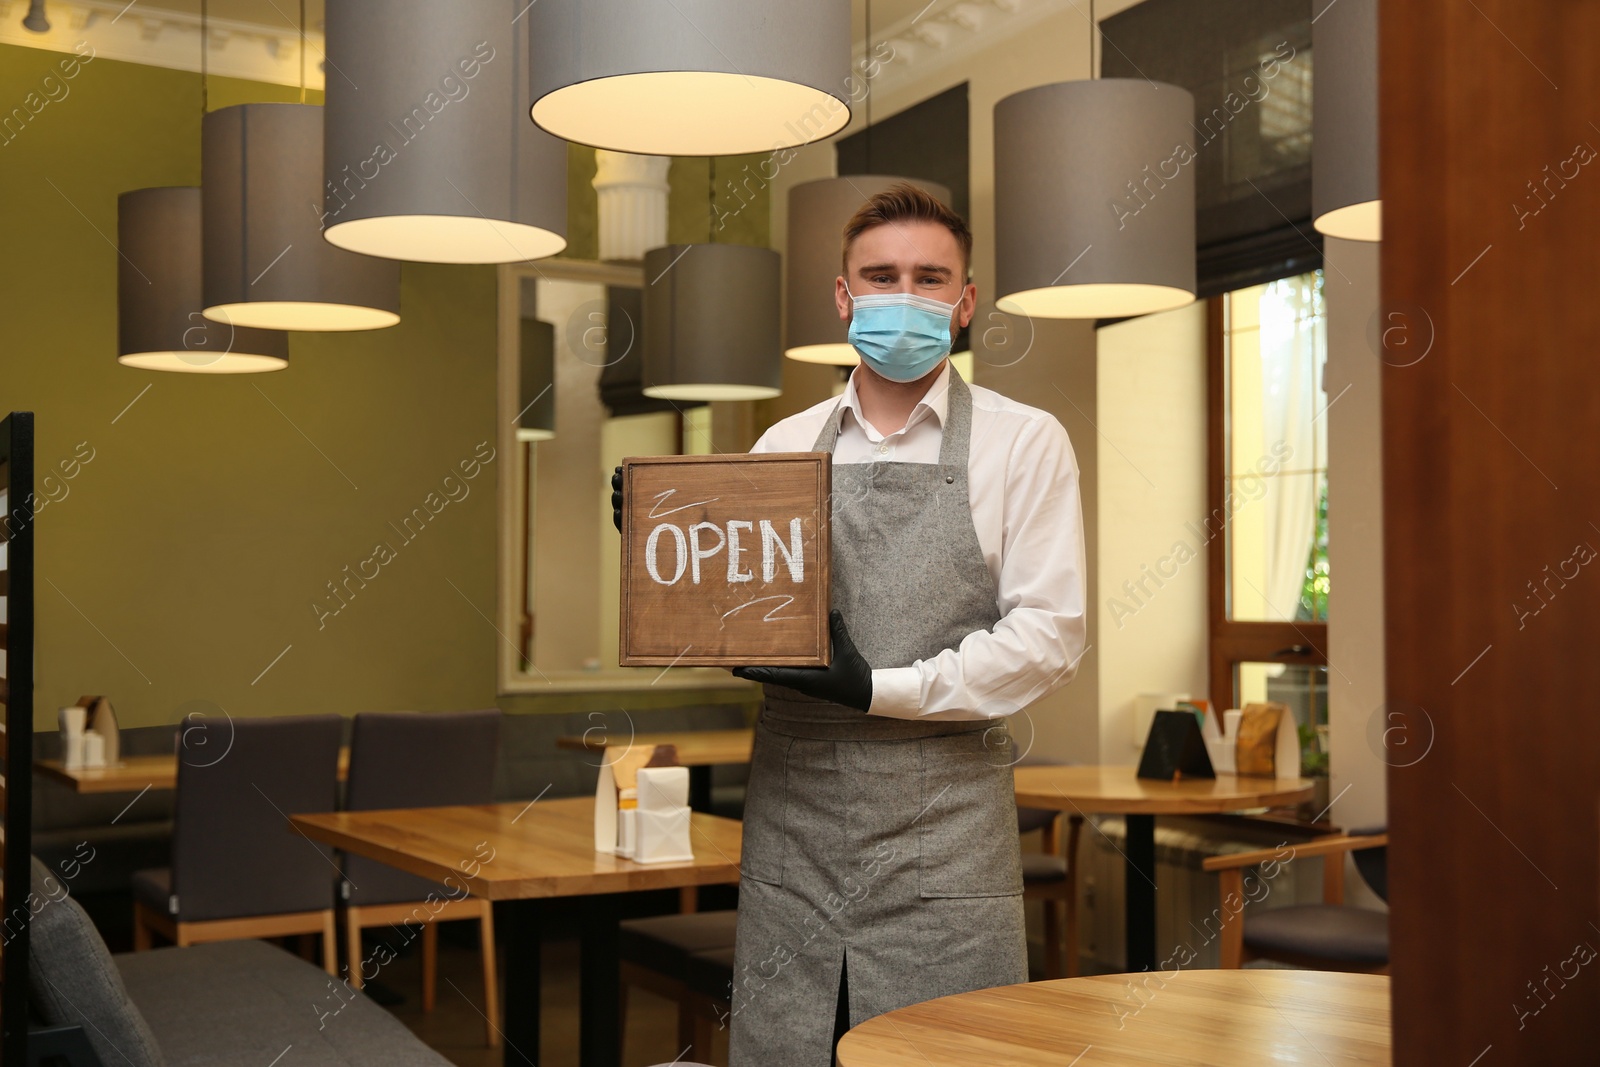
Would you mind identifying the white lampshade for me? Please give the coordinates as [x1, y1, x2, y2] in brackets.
[203, 103, 401, 331]
[643, 244, 782, 401]
[785, 175, 954, 366]
[118, 187, 289, 374]
[1312, 0, 1380, 241]
[526, 0, 851, 156]
[995, 79, 1197, 319]
[321, 0, 568, 263]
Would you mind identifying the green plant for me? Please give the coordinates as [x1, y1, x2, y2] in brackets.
[1298, 722, 1329, 777]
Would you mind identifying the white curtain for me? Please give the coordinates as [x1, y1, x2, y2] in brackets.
[1257, 275, 1325, 620]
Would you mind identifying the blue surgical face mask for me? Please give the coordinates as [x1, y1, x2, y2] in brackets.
[846, 286, 959, 383]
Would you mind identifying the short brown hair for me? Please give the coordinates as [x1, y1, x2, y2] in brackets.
[841, 181, 972, 277]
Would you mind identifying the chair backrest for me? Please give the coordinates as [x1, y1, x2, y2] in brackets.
[345, 709, 501, 811]
[1350, 825, 1388, 902]
[171, 714, 342, 922]
[342, 710, 501, 907]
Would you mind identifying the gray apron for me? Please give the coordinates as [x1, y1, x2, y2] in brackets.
[729, 367, 1026, 1067]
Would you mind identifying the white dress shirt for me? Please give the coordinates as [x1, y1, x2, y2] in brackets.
[750, 364, 1088, 720]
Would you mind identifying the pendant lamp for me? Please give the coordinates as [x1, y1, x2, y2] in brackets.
[321, 0, 567, 263]
[1312, 0, 1380, 241]
[518, 303, 556, 442]
[643, 243, 782, 401]
[526, 0, 852, 156]
[202, 103, 401, 331]
[118, 187, 289, 373]
[995, 78, 1195, 319]
[786, 176, 954, 365]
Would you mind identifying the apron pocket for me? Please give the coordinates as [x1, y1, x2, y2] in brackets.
[917, 733, 1023, 898]
[738, 725, 792, 886]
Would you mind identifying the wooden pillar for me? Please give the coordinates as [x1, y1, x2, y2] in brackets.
[1381, 1, 1600, 1061]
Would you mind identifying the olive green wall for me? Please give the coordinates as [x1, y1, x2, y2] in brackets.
[1, 44, 774, 730]
[1, 44, 499, 729]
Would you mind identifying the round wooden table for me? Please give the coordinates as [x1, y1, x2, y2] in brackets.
[1013, 765, 1315, 973]
[836, 970, 1391, 1066]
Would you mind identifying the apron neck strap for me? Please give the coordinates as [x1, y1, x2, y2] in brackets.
[937, 362, 974, 470]
[810, 362, 974, 469]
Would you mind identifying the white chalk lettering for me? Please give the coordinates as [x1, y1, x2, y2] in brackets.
[645, 523, 688, 585]
[727, 520, 755, 583]
[642, 517, 807, 586]
[689, 522, 726, 584]
[760, 518, 805, 583]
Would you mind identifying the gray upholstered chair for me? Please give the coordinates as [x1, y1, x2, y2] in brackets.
[340, 708, 502, 1046]
[1015, 755, 1084, 978]
[132, 714, 343, 972]
[1203, 827, 1389, 972]
[618, 909, 739, 1063]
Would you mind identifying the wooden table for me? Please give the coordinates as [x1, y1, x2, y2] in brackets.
[290, 796, 742, 1067]
[1013, 765, 1314, 973]
[36, 749, 351, 794]
[555, 728, 754, 811]
[836, 970, 1391, 1066]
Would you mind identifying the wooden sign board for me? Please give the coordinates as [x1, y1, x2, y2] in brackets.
[620, 453, 831, 668]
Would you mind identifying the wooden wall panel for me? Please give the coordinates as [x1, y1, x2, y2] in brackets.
[1381, 1, 1600, 1062]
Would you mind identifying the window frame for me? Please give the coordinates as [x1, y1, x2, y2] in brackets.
[1204, 293, 1329, 714]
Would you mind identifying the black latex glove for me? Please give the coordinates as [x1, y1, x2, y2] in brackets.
[611, 465, 623, 533]
[733, 609, 874, 713]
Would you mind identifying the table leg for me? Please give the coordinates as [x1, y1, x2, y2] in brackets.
[501, 900, 541, 1067]
[688, 764, 713, 812]
[579, 893, 622, 1067]
[1124, 814, 1158, 972]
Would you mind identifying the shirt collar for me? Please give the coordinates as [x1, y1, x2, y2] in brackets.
[838, 362, 952, 440]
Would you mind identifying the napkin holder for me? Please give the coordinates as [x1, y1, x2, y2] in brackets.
[632, 766, 694, 864]
[75, 695, 120, 764]
[1136, 710, 1215, 780]
[1235, 701, 1301, 778]
[595, 744, 688, 859]
[1202, 705, 1235, 774]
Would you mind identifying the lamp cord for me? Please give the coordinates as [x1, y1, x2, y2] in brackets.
[865, 0, 873, 173]
[1088, 0, 1096, 77]
[298, 0, 306, 103]
[708, 156, 717, 242]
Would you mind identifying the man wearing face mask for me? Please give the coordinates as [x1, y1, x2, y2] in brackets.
[714, 183, 1086, 1065]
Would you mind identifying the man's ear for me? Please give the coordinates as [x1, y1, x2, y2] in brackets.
[958, 282, 978, 328]
[835, 275, 852, 322]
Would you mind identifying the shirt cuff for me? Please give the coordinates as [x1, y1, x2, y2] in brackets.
[867, 667, 923, 718]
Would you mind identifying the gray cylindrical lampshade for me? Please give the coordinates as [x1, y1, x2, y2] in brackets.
[785, 175, 953, 366]
[1312, 0, 1380, 241]
[322, 0, 568, 263]
[518, 316, 556, 441]
[203, 103, 401, 331]
[995, 79, 1196, 319]
[527, 0, 852, 156]
[643, 244, 782, 401]
[118, 187, 289, 374]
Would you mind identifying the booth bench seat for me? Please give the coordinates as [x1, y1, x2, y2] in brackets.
[29, 858, 450, 1067]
